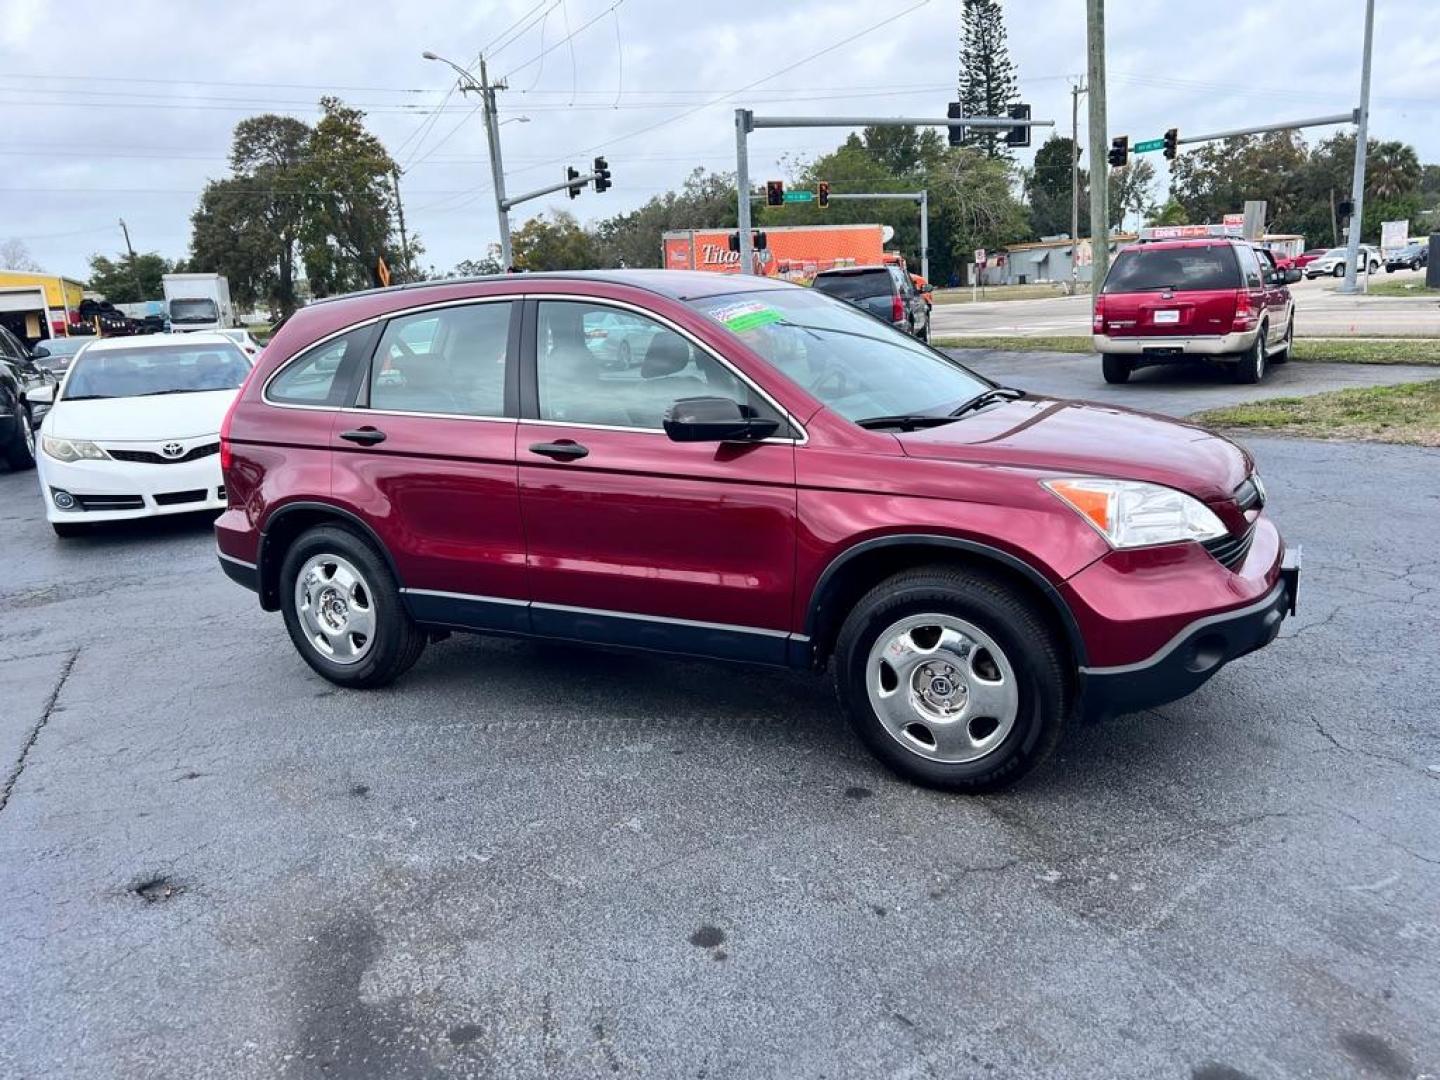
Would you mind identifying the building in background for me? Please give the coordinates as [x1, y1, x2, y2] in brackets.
[0, 270, 86, 344]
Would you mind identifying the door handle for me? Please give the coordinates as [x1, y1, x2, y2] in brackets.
[528, 440, 589, 461]
[339, 427, 387, 446]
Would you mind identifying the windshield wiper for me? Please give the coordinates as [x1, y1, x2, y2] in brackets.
[138, 388, 210, 396]
[61, 394, 114, 401]
[949, 386, 1026, 419]
[855, 413, 960, 432]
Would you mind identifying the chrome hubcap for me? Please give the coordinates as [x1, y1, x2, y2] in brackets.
[295, 554, 376, 665]
[866, 613, 1020, 764]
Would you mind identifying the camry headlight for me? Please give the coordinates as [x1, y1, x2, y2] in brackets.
[41, 436, 108, 463]
[1045, 478, 1227, 548]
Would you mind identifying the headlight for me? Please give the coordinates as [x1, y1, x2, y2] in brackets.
[1044, 478, 1227, 548]
[41, 436, 108, 463]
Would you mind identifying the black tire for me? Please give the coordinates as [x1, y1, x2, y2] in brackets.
[1271, 315, 1294, 363]
[832, 566, 1069, 793]
[1386, 266, 1395, 274]
[3, 405, 36, 471]
[51, 522, 87, 538]
[1101, 355, 1132, 384]
[917, 320, 930, 344]
[279, 524, 425, 688]
[1234, 327, 1266, 383]
[1333, 264, 1346, 278]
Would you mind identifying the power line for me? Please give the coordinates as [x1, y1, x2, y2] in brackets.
[500, 0, 628, 82]
[0, 71, 424, 93]
[484, 1, 561, 64]
[479, 0, 555, 58]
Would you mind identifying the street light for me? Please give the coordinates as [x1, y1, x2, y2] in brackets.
[422, 49, 513, 266]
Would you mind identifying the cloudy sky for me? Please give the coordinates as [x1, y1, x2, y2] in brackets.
[3, 0, 1438, 281]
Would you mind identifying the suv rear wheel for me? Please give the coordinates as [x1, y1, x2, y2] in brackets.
[1101, 355, 1132, 384]
[280, 525, 426, 688]
[1234, 327, 1266, 384]
[832, 567, 1067, 792]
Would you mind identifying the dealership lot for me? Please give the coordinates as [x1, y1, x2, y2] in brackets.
[2, 380, 1438, 1078]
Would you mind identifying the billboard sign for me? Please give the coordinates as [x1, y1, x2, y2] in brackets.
[1381, 220, 1410, 258]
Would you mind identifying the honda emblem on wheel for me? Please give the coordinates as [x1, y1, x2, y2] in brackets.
[162, 442, 184, 458]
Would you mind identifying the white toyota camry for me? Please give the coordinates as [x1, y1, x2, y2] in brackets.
[37, 333, 253, 538]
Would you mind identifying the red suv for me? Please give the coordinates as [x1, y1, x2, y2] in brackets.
[216, 271, 1299, 792]
[1094, 239, 1299, 385]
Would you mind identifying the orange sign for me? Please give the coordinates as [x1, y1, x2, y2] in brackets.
[662, 224, 887, 284]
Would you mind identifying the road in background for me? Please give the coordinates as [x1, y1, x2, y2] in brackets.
[1, 424, 1437, 1078]
[932, 268, 1440, 338]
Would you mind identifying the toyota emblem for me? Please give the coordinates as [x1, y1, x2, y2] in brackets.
[162, 442, 184, 458]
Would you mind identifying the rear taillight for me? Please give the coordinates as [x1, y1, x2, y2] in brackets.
[892, 294, 904, 323]
[1232, 289, 1255, 332]
[219, 367, 255, 474]
[1092, 295, 1106, 333]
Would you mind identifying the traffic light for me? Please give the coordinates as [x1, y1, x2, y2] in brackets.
[565, 165, 583, 199]
[1163, 128, 1179, 160]
[817, 181, 830, 209]
[727, 232, 739, 253]
[1107, 135, 1129, 168]
[592, 156, 611, 193]
[766, 180, 784, 207]
[1005, 103, 1032, 148]
[726, 231, 767, 252]
[946, 101, 964, 147]
[754, 231, 767, 251]
[1337, 197, 1355, 218]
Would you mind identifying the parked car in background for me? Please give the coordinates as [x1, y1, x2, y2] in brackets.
[582, 308, 663, 369]
[29, 335, 91, 374]
[1384, 242, 1429, 272]
[811, 264, 931, 341]
[215, 270, 1298, 793]
[1292, 249, 1328, 271]
[1094, 240, 1298, 385]
[217, 328, 265, 358]
[37, 333, 253, 537]
[0, 324, 59, 444]
[1304, 245, 1381, 278]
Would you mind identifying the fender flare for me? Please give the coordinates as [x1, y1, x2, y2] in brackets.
[257, 500, 404, 608]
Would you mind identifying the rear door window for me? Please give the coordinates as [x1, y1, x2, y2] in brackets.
[369, 301, 512, 417]
[1103, 246, 1240, 293]
[813, 270, 893, 301]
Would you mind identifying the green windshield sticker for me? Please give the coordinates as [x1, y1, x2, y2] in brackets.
[712, 301, 782, 333]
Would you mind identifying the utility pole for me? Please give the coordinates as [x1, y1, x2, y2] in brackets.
[423, 51, 513, 269]
[1085, 0, 1109, 294]
[392, 166, 412, 279]
[118, 217, 144, 299]
[1340, 0, 1375, 295]
[1070, 81, 1086, 296]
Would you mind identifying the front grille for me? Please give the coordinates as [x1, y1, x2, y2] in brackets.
[73, 493, 144, 511]
[154, 489, 207, 506]
[106, 442, 219, 465]
[1203, 523, 1256, 569]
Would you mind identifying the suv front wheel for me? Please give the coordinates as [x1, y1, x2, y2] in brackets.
[832, 566, 1068, 792]
[280, 525, 426, 688]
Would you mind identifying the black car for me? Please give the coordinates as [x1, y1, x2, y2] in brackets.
[1384, 242, 1429, 272]
[811, 264, 932, 341]
[0, 325, 59, 470]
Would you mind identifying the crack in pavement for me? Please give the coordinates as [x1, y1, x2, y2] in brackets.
[0, 646, 80, 815]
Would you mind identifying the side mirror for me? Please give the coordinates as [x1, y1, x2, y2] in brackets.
[30, 345, 50, 359]
[1284, 268, 1302, 284]
[920, 284, 935, 294]
[663, 396, 780, 443]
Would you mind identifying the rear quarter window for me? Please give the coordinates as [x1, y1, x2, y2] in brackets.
[1103, 246, 1240, 293]
[266, 324, 378, 407]
[813, 270, 893, 301]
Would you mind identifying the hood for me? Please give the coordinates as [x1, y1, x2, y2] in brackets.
[895, 397, 1251, 504]
[45, 389, 238, 441]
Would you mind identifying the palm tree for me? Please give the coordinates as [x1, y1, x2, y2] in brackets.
[1367, 141, 1422, 201]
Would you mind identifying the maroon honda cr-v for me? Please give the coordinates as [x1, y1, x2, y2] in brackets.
[216, 271, 1299, 792]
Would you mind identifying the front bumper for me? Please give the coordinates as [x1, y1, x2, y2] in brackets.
[1093, 329, 1258, 357]
[37, 452, 226, 523]
[1080, 546, 1300, 722]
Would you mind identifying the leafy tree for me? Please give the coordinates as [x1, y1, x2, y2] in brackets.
[232, 114, 310, 313]
[1109, 157, 1158, 231]
[0, 238, 43, 272]
[1169, 131, 1309, 232]
[925, 146, 1028, 282]
[511, 211, 599, 271]
[189, 177, 280, 311]
[592, 168, 738, 268]
[1151, 198, 1189, 226]
[300, 97, 400, 297]
[1026, 135, 1087, 238]
[957, 0, 1019, 159]
[449, 254, 505, 277]
[87, 252, 172, 303]
[860, 125, 946, 176]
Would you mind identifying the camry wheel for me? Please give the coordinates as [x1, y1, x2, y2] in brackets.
[3, 406, 36, 470]
[280, 525, 425, 688]
[833, 566, 1067, 792]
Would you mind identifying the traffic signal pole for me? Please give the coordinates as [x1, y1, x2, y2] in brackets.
[1085, 0, 1109, 294]
[734, 109, 1052, 276]
[1341, 0, 1375, 295]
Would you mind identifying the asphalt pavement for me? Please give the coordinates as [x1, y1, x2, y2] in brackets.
[1, 405, 1438, 1077]
[931, 270, 1440, 339]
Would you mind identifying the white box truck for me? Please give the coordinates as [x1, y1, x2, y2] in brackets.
[162, 273, 235, 332]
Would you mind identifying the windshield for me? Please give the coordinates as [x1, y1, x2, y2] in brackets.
[1103, 246, 1239, 292]
[63, 342, 250, 400]
[812, 270, 893, 301]
[170, 297, 219, 323]
[686, 288, 989, 423]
